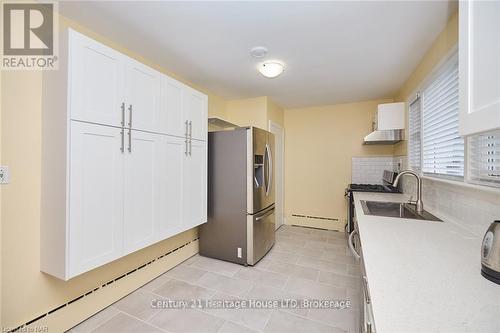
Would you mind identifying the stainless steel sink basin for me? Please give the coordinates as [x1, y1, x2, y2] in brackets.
[360, 200, 443, 222]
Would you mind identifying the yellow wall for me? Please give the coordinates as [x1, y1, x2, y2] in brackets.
[393, 11, 458, 155]
[226, 96, 268, 129]
[225, 96, 284, 130]
[266, 98, 285, 128]
[283, 99, 394, 229]
[0, 15, 226, 330]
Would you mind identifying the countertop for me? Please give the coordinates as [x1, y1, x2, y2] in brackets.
[353, 192, 500, 333]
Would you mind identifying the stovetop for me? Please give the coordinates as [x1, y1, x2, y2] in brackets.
[348, 183, 401, 193]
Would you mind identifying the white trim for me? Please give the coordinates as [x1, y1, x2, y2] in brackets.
[421, 175, 500, 195]
[268, 120, 285, 231]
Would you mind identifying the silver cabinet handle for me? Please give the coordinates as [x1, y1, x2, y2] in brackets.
[348, 230, 361, 260]
[189, 138, 192, 156]
[128, 104, 133, 128]
[189, 120, 192, 139]
[120, 129, 124, 153]
[128, 128, 132, 153]
[185, 140, 188, 156]
[185, 120, 189, 138]
[121, 102, 125, 127]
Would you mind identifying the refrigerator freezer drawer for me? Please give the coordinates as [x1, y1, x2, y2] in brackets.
[247, 205, 276, 265]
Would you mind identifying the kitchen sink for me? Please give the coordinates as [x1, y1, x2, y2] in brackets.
[360, 200, 443, 222]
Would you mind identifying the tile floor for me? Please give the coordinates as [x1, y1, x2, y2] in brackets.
[68, 225, 360, 333]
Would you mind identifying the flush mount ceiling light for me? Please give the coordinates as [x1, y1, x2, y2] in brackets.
[258, 61, 285, 78]
[250, 46, 268, 58]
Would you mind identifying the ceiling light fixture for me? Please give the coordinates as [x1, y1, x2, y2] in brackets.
[258, 61, 285, 78]
[250, 46, 268, 58]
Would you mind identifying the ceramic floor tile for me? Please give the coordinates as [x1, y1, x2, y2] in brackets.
[90, 312, 164, 333]
[70, 306, 120, 333]
[264, 310, 344, 333]
[153, 278, 216, 300]
[308, 308, 358, 333]
[164, 264, 208, 284]
[246, 284, 308, 317]
[113, 289, 161, 321]
[148, 308, 224, 333]
[261, 260, 319, 281]
[296, 257, 348, 275]
[284, 276, 347, 299]
[318, 271, 360, 290]
[190, 256, 241, 277]
[195, 272, 255, 298]
[265, 249, 300, 264]
[202, 292, 273, 331]
[234, 267, 289, 289]
[217, 321, 259, 333]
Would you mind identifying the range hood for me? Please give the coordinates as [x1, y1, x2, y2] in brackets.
[363, 129, 403, 145]
[363, 102, 405, 145]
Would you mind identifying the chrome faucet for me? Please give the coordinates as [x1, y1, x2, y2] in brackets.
[393, 170, 424, 213]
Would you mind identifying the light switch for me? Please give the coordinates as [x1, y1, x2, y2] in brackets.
[0, 166, 9, 184]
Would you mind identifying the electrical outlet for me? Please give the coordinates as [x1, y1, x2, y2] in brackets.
[237, 247, 242, 258]
[0, 166, 9, 184]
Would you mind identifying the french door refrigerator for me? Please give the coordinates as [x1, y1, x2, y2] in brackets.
[200, 127, 275, 265]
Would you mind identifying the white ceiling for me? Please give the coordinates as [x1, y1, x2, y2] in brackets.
[59, 1, 457, 109]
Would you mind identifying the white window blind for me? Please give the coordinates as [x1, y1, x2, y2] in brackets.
[469, 130, 500, 186]
[408, 96, 422, 173]
[422, 55, 464, 177]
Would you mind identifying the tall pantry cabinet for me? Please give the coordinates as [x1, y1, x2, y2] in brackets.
[41, 29, 207, 280]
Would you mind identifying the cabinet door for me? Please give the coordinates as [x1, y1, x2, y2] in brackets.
[459, 1, 500, 136]
[70, 30, 125, 127]
[155, 135, 186, 239]
[69, 121, 124, 277]
[184, 87, 208, 141]
[123, 130, 160, 254]
[126, 59, 161, 133]
[160, 76, 186, 137]
[183, 140, 207, 229]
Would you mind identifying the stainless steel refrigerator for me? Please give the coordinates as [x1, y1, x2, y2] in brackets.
[199, 127, 275, 266]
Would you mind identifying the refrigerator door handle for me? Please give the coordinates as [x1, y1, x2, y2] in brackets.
[255, 206, 275, 221]
[265, 143, 272, 196]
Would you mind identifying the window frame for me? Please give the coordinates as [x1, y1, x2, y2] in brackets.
[406, 44, 500, 191]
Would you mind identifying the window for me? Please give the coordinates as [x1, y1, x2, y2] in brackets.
[469, 130, 500, 186]
[421, 54, 464, 178]
[408, 95, 422, 173]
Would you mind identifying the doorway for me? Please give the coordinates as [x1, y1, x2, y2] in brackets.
[269, 120, 284, 230]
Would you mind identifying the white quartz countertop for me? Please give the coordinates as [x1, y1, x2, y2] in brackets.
[353, 192, 500, 333]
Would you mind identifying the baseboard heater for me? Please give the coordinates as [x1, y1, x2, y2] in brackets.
[291, 214, 339, 222]
[8, 238, 199, 333]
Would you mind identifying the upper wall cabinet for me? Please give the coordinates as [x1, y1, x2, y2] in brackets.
[160, 77, 208, 140]
[41, 28, 207, 280]
[70, 30, 125, 127]
[459, 1, 500, 136]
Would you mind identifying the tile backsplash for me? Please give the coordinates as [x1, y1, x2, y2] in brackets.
[351, 156, 401, 184]
[397, 156, 500, 238]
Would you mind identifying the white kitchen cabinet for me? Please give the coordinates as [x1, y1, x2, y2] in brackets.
[459, 0, 500, 136]
[160, 76, 185, 137]
[160, 78, 208, 141]
[184, 87, 208, 141]
[68, 121, 124, 277]
[69, 30, 125, 127]
[126, 60, 161, 133]
[184, 140, 208, 229]
[123, 130, 160, 254]
[155, 135, 185, 239]
[41, 28, 208, 280]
